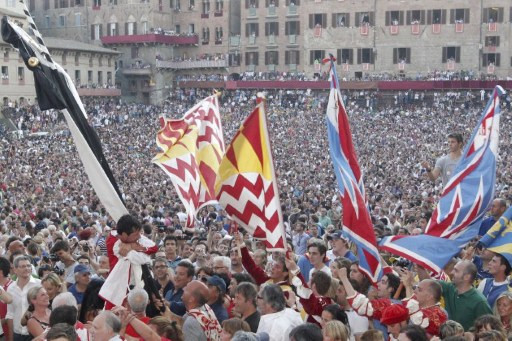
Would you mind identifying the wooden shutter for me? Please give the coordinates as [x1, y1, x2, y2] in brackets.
[369, 12, 374, 25]
[399, 11, 404, 25]
[285, 22, 289, 35]
[406, 48, 411, 63]
[406, 11, 411, 25]
[357, 49, 362, 64]
[455, 47, 461, 63]
[309, 14, 314, 29]
[419, 10, 425, 24]
[441, 9, 447, 24]
[125, 22, 129, 35]
[332, 13, 337, 28]
[393, 48, 398, 64]
[285, 51, 289, 64]
[496, 54, 501, 66]
[348, 49, 353, 64]
[91, 25, 94, 40]
[426, 10, 432, 24]
[99, 24, 103, 37]
[442, 47, 447, 63]
[322, 14, 327, 28]
[355, 12, 360, 27]
[296, 22, 300, 35]
[337, 49, 341, 64]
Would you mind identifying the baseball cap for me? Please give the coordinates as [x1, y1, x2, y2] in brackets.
[329, 230, 349, 242]
[207, 275, 226, 293]
[74, 264, 91, 274]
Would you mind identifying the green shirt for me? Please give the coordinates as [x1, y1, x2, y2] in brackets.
[439, 281, 492, 331]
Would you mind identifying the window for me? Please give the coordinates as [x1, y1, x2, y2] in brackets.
[309, 50, 325, 64]
[332, 13, 349, 28]
[59, 15, 66, 27]
[285, 0, 299, 5]
[427, 9, 447, 24]
[229, 53, 240, 66]
[3, 50, 8, 60]
[98, 56, 103, 67]
[189, 0, 194, 9]
[385, 11, 404, 26]
[44, 0, 50, 9]
[285, 21, 300, 35]
[337, 49, 353, 64]
[175, 25, 181, 34]
[93, 0, 101, 6]
[1, 66, 8, 79]
[60, 0, 69, 8]
[98, 71, 103, 84]
[485, 36, 500, 47]
[406, 10, 425, 25]
[202, 27, 210, 42]
[355, 12, 374, 26]
[202, 0, 210, 13]
[265, 22, 279, 36]
[265, 0, 278, 6]
[108, 23, 118, 36]
[442, 46, 461, 63]
[107, 72, 112, 84]
[45, 16, 51, 28]
[245, 52, 259, 65]
[215, 27, 223, 40]
[75, 70, 81, 83]
[91, 24, 102, 40]
[75, 53, 80, 65]
[141, 21, 148, 34]
[450, 8, 469, 24]
[483, 7, 503, 23]
[246, 23, 259, 37]
[265, 51, 278, 65]
[88, 70, 93, 83]
[174, 0, 181, 9]
[393, 48, 411, 64]
[285, 50, 300, 65]
[215, 0, 223, 11]
[17, 67, 24, 81]
[309, 14, 327, 28]
[189, 24, 195, 34]
[245, 0, 259, 8]
[126, 22, 137, 35]
[131, 47, 139, 58]
[75, 13, 81, 26]
[357, 48, 374, 64]
[482, 53, 500, 66]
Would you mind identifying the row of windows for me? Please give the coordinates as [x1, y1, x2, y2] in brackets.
[245, 22, 299, 36]
[243, 51, 300, 65]
[91, 22, 150, 39]
[171, 0, 224, 12]
[0, 66, 25, 81]
[44, 13, 81, 28]
[244, 0, 298, 9]
[307, 7, 508, 28]
[201, 27, 224, 42]
[308, 48, 502, 67]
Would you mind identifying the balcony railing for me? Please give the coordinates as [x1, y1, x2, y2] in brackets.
[122, 67, 152, 75]
[77, 88, 122, 97]
[288, 34, 296, 44]
[249, 35, 256, 44]
[287, 4, 297, 15]
[267, 35, 276, 45]
[230, 36, 240, 47]
[267, 6, 276, 16]
[156, 59, 228, 69]
[101, 34, 199, 45]
[248, 7, 257, 17]
[214, 11, 223, 17]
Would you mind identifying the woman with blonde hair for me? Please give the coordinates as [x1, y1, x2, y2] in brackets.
[41, 272, 66, 307]
[493, 291, 512, 336]
[148, 316, 183, 341]
[21, 286, 51, 338]
[323, 320, 348, 341]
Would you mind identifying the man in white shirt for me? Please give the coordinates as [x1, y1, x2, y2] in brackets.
[307, 241, 331, 280]
[90, 311, 123, 341]
[257, 284, 303, 341]
[6, 255, 41, 341]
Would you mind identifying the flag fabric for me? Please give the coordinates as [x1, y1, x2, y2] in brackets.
[215, 95, 286, 250]
[1, 14, 128, 221]
[480, 206, 512, 267]
[152, 95, 225, 230]
[325, 56, 382, 283]
[380, 85, 505, 273]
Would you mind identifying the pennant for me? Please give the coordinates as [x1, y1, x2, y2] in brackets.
[152, 94, 225, 230]
[480, 206, 512, 267]
[215, 95, 286, 250]
[1, 14, 128, 221]
[380, 85, 505, 273]
[325, 55, 381, 283]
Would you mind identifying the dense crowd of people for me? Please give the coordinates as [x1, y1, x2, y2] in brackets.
[0, 87, 511, 341]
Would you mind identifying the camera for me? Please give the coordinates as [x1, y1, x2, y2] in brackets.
[82, 244, 89, 252]
[49, 254, 59, 262]
[393, 257, 412, 269]
[52, 267, 65, 276]
[158, 225, 166, 233]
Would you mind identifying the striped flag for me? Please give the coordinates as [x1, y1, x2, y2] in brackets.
[215, 95, 286, 250]
[325, 55, 382, 283]
[380, 86, 505, 273]
[1, 11, 128, 221]
[152, 94, 225, 230]
[479, 206, 512, 267]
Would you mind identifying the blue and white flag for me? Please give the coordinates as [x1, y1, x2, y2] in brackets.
[480, 205, 512, 267]
[380, 86, 505, 273]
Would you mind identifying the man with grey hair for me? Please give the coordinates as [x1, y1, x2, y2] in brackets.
[126, 288, 150, 338]
[212, 255, 231, 276]
[51, 292, 89, 341]
[256, 284, 302, 341]
[91, 311, 122, 341]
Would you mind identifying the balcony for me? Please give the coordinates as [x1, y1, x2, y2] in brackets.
[267, 35, 277, 46]
[156, 59, 228, 69]
[214, 11, 223, 17]
[248, 7, 257, 17]
[288, 64, 297, 71]
[287, 34, 297, 45]
[267, 64, 276, 71]
[230, 36, 240, 47]
[122, 67, 152, 76]
[247, 64, 256, 72]
[101, 34, 199, 46]
[77, 88, 122, 97]
[267, 6, 276, 17]
[201, 13, 209, 18]
[215, 39, 223, 45]
[287, 4, 298, 16]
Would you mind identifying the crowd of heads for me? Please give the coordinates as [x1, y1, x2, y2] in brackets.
[0, 86, 511, 340]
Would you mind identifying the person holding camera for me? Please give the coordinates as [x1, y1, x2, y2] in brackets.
[50, 241, 78, 287]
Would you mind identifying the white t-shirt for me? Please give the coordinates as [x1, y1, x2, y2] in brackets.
[308, 265, 332, 280]
[346, 309, 370, 341]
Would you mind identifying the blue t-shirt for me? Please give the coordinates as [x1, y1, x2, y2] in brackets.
[68, 284, 84, 305]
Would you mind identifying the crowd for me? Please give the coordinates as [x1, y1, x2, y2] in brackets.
[0, 87, 511, 341]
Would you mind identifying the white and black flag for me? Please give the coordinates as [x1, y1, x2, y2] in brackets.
[1, 15, 128, 221]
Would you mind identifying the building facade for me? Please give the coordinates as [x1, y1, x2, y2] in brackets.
[0, 2, 120, 106]
[29, 0, 512, 104]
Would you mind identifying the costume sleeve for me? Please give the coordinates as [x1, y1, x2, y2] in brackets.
[106, 233, 119, 271]
[347, 294, 391, 320]
[291, 273, 325, 316]
[240, 245, 269, 286]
